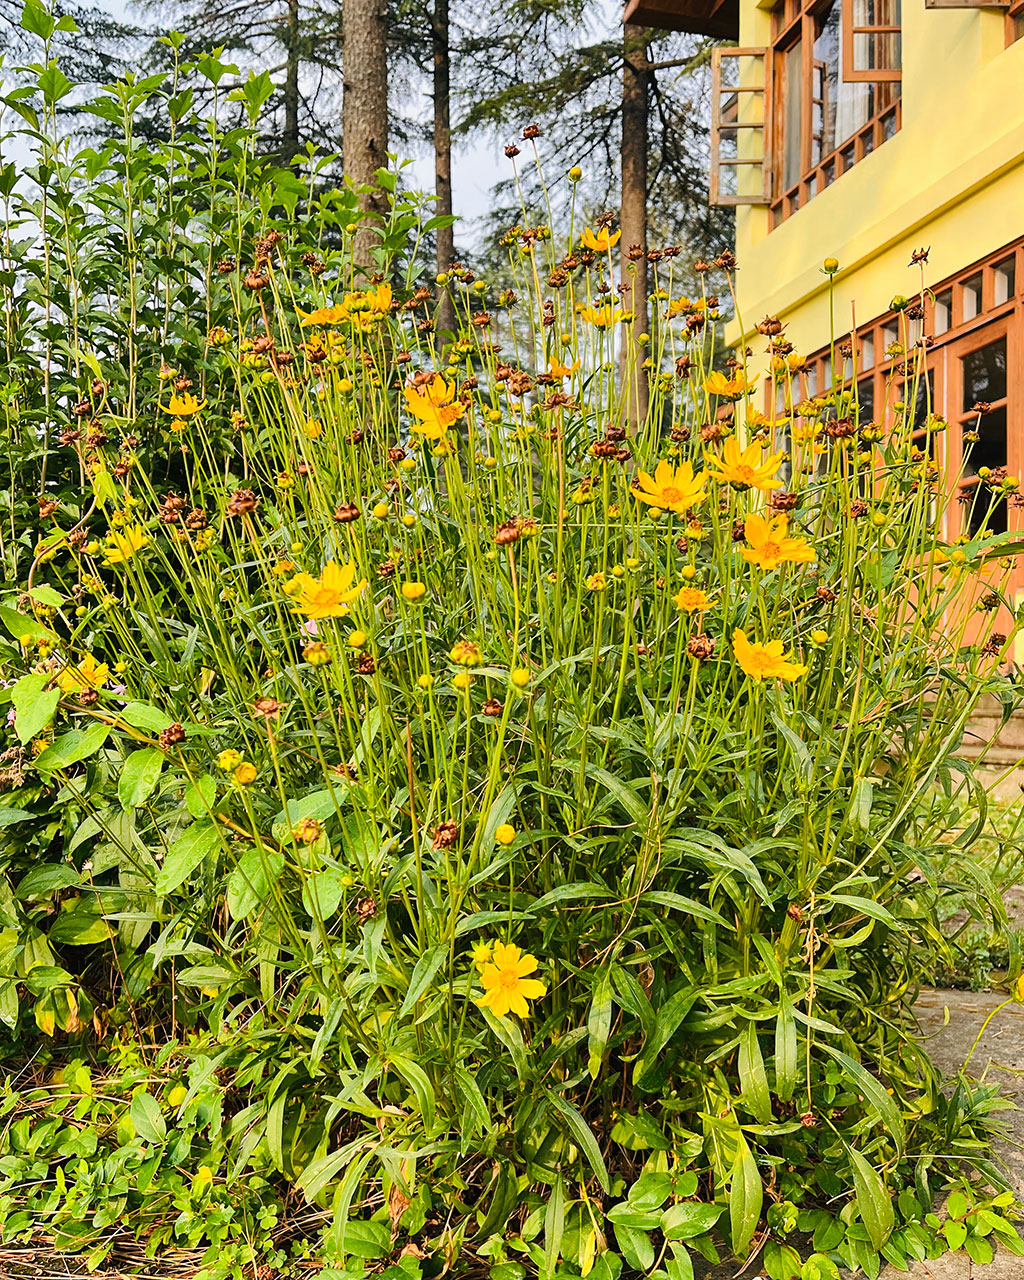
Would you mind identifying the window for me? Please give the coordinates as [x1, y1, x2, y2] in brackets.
[709, 49, 773, 205]
[933, 289, 952, 336]
[961, 273, 983, 322]
[797, 238, 1023, 544]
[1011, 0, 1024, 42]
[770, 0, 901, 223]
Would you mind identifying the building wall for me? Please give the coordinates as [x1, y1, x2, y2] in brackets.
[725, 0, 1024, 353]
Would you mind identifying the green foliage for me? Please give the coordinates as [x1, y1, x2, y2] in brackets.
[0, 33, 1022, 1280]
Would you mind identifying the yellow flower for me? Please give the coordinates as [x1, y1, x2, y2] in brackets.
[234, 761, 257, 785]
[475, 942, 547, 1019]
[580, 226, 621, 253]
[674, 586, 711, 613]
[103, 524, 149, 566]
[404, 375, 466, 440]
[450, 640, 482, 667]
[633, 460, 708, 514]
[741, 512, 815, 571]
[510, 668, 531, 687]
[298, 303, 350, 327]
[302, 640, 332, 666]
[705, 438, 785, 492]
[704, 369, 759, 400]
[365, 282, 393, 313]
[55, 653, 109, 694]
[586, 572, 607, 592]
[159, 392, 207, 416]
[289, 561, 367, 619]
[580, 303, 625, 328]
[547, 358, 580, 379]
[472, 942, 493, 971]
[402, 581, 427, 602]
[732, 630, 807, 683]
[495, 824, 516, 846]
[217, 749, 243, 772]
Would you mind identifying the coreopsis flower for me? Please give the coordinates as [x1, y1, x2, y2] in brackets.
[404, 374, 466, 440]
[673, 586, 711, 613]
[733, 630, 807, 682]
[581, 304, 625, 328]
[633, 460, 708, 514]
[472, 942, 493, 971]
[475, 942, 547, 1019]
[298, 303, 350, 327]
[159, 392, 207, 416]
[234, 761, 257, 785]
[401, 581, 427, 602]
[704, 370, 759, 400]
[365, 282, 393, 313]
[289, 561, 367, 619]
[580, 226, 621, 252]
[217, 749, 243, 772]
[705, 438, 785, 491]
[741, 513, 816, 571]
[102, 524, 149, 565]
[495, 824, 516, 846]
[55, 653, 109, 694]
[546, 358, 580, 379]
[449, 640, 482, 667]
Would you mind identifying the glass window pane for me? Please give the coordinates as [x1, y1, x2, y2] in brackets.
[961, 273, 982, 322]
[933, 289, 952, 336]
[860, 334, 874, 369]
[962, 338, 1007, 410]
[783, 41, 803, 191]
[857, 376, 875, 422]
[993, 258, 1016, 305]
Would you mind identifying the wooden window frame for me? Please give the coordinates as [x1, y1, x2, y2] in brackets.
[1008, 0, 1024, 42]
[710, 47, 774, 206]
[793, 237, 1024, 545]
[769, 0, 902, 225]
[842, 0, 902, 80]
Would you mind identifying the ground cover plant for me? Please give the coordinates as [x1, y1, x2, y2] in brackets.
[2, 14, 1024, 1280]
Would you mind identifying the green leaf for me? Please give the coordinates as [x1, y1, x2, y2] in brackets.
[849, 1146, 895, 1250]
[774, 993, 797, 1103]
[738, 1022, 772, 1124]
[301, 867, 347, 921]
[155, 820, 221, 895]
[35, 723, 109, 772]
[587, 966, 613, 1079]
[729, 1134, 763, 1259]
[26, 585, 64, 607]
[389, 1054, 436, 1131]
[118, 747, 165, 809]
[118, 702, 174, 734]
[12, 672, 59, 744]
[185, 774, 217, 818]
[822, 1045, 905, 1152]
[634, 986, 697, 1084]
[481, 1007, 528, 1080]
[943, 1219, 967, 1251]
[547, 1091, 610, 1192]
[49, 908, 111, 946]
[0, 604, 53, 644]
[398, 943, 448, 1016]
[21, 0, 55, 40]
[130, 1091, 166, 1144]
[226, 846, 284, 919]
[543, 1174, 565, 1274]
[661, 1202, 723, 1241]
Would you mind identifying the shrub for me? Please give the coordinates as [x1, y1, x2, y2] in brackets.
[1, 33, 1023, 1280]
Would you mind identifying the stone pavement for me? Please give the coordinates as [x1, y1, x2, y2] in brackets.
[696, 989, 1024, 1279]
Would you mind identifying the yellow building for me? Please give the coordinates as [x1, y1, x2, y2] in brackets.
[627, 0, 1023, 543]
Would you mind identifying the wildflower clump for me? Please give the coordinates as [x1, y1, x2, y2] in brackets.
[0, 79, 1021, 1280]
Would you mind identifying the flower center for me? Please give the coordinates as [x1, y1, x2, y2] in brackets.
[760, 540, 781, 560]
[661, 486, 683, 504]
[497, 969, 519, 990]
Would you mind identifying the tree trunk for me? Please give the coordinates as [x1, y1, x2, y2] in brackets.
[282, 0, 300, 162]
[432, 0, 456, 335]
[343, 0, 390, 271]
[620, 23, 651, 431]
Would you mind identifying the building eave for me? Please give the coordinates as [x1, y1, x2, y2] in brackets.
[623, 0, 739, 40]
